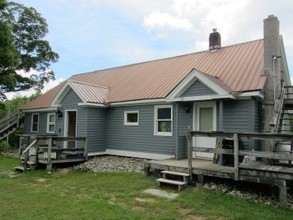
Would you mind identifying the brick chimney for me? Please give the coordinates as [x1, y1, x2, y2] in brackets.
[209, 28, 221, 51]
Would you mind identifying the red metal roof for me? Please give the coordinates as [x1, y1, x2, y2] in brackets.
[22, 39, 266, 110]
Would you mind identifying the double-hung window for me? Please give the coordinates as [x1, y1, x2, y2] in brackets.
[124, 111, 139, 126]
[47, 113, 56, 133]
[154, 105, 173, 136]
[31, 113, 39, 132]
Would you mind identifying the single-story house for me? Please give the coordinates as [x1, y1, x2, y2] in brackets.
[21, 15, 291, 160]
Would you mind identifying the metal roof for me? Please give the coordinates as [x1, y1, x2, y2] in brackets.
[22, 39, 266, 110]
[69, 80, 108, 104]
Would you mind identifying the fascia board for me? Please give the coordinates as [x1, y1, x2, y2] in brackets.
[169, 94, 235, 102]
[22, 107, 58, 113]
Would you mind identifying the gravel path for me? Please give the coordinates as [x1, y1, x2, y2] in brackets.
[74, 156, 145, 173]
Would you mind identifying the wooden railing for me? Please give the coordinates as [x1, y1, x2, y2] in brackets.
[188, 131, 293, 180]
[19, 135, 88, 171]
[0, 110, 22, 141]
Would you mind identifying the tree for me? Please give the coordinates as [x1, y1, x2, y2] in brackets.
[0, 0, 59, 100]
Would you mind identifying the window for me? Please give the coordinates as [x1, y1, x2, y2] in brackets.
[47, 113, 56, 133]
[124, 111, 139, 126]
[31, 113, 39, 132]
[154, 105, 173, 136]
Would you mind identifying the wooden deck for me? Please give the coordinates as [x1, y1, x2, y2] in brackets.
[146, 131, 293, 207]
[145, 158, 293, 182]
[18, 135, 88, 172]
[145, 158, 235, 179]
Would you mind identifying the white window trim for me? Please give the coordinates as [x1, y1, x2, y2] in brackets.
[154, 105, 173, 136]
[31, 113, 39, 132]
[46, 113, 56, 133]
[124, 111, 139, 126]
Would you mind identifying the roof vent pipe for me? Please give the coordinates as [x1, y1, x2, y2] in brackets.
[209, 28, 221, 51]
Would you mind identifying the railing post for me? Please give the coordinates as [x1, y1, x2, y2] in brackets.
[233, 133, 239, 181]
[188, 131, 193, 179]
[47, 137, 52, 172]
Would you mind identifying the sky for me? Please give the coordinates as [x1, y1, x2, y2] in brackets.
[6, 0, 293, 99]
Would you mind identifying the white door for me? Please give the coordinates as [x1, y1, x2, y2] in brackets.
[193, 102, 216, 159]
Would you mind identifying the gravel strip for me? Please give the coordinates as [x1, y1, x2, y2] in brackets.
[203, 182, 293, 209]
[74, 156, 145, 173]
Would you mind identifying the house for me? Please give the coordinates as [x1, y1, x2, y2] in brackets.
[20, 15, 291, 160]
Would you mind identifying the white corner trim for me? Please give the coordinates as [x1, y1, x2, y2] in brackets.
[105, 149, 174, 160]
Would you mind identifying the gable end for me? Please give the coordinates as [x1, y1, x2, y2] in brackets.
[180, 80, 216, 97]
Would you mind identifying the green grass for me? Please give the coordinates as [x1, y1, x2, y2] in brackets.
[0, 156, 293, 220]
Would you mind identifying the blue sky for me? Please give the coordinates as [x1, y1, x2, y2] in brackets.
[7, 0, 293, 98]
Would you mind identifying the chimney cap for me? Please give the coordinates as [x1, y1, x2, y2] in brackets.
[212, 28, 218, 32]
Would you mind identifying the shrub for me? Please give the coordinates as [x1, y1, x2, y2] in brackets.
[0, 141, 10, 153]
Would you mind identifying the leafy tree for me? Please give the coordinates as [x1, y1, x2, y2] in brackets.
[0, 0, 59, 100]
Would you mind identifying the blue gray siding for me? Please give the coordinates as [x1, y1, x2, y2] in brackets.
[177, 103, 192, 159]
[86, 108, 106, 152]
[24, 112, 56, 135]
[23, 87, 263, 158]
[181, 80, 216, 97]
[106, 104, 177, 157]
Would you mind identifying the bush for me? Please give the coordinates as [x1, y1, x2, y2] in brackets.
[0, 141, 10, 153]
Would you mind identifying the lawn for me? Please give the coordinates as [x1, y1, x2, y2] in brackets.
[0, 156, 293, 220]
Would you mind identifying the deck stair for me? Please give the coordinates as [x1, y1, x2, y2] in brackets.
[269, 85, 293, 165]
[0, 110, 23, 141]
[15, 139, 37, 172]
[156, 170, 190, 191]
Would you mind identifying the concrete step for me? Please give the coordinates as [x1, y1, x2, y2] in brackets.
[156, 178, 187, 191]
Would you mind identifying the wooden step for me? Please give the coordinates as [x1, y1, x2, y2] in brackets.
[156, 178, 187, 191]
[15, 166, 31, 172]
[27, 161, 36, 165]
[161, 170, 190, 183]
[161, 170, 190, 176]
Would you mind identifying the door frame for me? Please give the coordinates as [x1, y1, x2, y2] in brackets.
[192, 101, 217, 159]
[64, 109, 77, 148]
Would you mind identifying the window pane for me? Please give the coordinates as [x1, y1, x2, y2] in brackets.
[158, 121, 171, 132]
[158, 108, 171, 119]
[49, 114, 55, 122]
[199, 107, 213, 131]
[127, 113, 138, 123]
[33, 114, 39, 123]
[49, 125, 55, 132]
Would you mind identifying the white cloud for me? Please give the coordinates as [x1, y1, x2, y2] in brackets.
[144, 11, 193, 31]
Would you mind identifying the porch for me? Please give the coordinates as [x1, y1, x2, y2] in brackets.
[17, 135, 88, 172]
[145, 131, 293, 207]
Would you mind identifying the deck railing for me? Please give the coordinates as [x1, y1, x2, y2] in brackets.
[19, 135, 88, 171]
[188, 131, 293, 180]
[188, 131, 293, 207]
